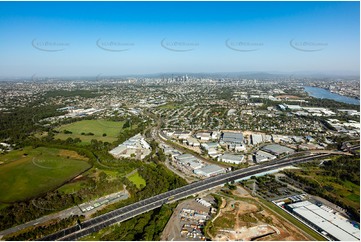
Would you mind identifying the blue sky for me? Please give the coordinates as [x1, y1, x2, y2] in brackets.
[0, 1, 359, 77]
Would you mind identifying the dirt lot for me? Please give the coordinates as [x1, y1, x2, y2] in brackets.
[207, 186, 311, 241]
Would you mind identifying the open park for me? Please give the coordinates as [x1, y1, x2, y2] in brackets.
[55, 120, 125, 144]
[0, 147, 91, 203]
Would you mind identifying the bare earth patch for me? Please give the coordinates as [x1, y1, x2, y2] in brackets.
[207, 186, 310, 241]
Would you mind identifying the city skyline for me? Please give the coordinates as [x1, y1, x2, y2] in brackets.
[0, 2, 360, 238]
[0, 1, 359, 76]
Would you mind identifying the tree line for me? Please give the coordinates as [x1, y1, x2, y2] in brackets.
[284, 155, 360, 221]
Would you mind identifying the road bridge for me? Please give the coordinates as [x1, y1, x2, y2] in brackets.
[40, 153, 332, 241]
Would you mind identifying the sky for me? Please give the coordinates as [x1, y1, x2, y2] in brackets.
[0, 1, 359, 77]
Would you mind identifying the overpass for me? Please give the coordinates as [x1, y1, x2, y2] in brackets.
[39, 152, 333, 241]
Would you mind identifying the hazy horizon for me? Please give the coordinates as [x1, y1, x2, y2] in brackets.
[1, 71, 359, 81]
[0, 1, 359, 77]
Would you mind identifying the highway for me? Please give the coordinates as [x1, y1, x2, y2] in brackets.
[39, 152, 332, 241]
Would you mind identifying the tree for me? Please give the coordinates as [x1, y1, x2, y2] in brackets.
[123, 120, 131, 129]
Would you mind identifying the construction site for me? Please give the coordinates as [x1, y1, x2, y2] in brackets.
[205, 186, 312, 241]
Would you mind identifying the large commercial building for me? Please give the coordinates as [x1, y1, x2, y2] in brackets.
[173, 130, 192, 140]
[254, 150, 277, 163]
[109, 134, 151, 160]
[251, 133, 263, 145]
[195, 132, 211, 141]
[221, 132, 246, 151]
[160, 144, 181, 158]
[175, 153, 204, 170]
[193, 165, 226, 177]
[175, 153, 196, 162]
[262, 144, 294, 156]
[221, 132, 244, 144]
[285, 201, 359, 241]
[186, 137, 200, 147]
[284, 104, 302, 111]
[201, 142, 219, 151]
[218, 153, 245, 164]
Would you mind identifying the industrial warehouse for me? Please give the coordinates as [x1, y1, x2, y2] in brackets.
[193, 164, 226, 177]
[284, 201, 359, 241]
[261, 144, 295, 156]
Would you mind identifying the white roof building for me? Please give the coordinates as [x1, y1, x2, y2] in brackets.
[176, 153, 194, 161]
[163, 130, 175, 137]
[218, 153, 245, 164]
[229, 143, 246, 152]
[287, 201, 359, 241]
[254, 150, 276, 163]
[201, 142, 219, 151]
[196, 132, 211, 141]
[109, 145, 127, 157]
[262, 144, 294, 156]
[140, 138, 151, 149]
[207, 148, 220, 155]
[194, 165, 226, 177]
[185, 160, 204, 170]
[109, 134, 151, 160]
[173, 130, 192, 140]
[251, 133, 263, 145]
[284, 104, 302, 110]
[196, 198, 212, 207]
[211, 131, 221, 140]
[187, 137, 200, 147]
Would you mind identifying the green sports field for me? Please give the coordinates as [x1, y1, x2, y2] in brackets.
[55, 120, 125, 144]
[0, 147, 91, 203]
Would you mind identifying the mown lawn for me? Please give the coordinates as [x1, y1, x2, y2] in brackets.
[55, 120, 125, 144]
[127, 171, 146, 189]
[0, 147, 91, 202]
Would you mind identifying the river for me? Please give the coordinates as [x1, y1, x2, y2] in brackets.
[303, 86, 360, 106]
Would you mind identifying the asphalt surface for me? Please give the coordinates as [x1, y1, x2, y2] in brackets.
[39, 152, 332, 241]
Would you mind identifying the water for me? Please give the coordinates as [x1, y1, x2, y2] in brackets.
[304, 86, 360, 105]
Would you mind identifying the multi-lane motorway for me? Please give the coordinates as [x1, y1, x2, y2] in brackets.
[39, 152, 333, 241]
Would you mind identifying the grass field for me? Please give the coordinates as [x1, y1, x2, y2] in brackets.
[127, 171, 146, 189]
[57, 181, 85, 195]
[55, 120, 125, 144]
[288, 164, 360, 211]
[0, 147, 91, 203]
